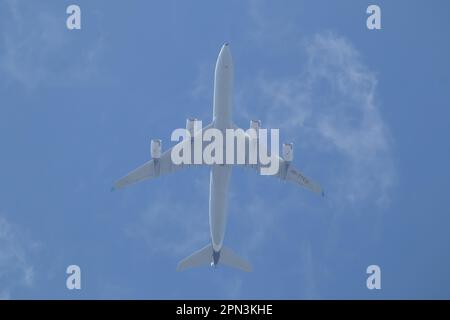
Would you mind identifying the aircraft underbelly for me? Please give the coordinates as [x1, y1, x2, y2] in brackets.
[209, 165, 232, 251]
[209, 44, 234, 252]
[213, 48, 233, 130]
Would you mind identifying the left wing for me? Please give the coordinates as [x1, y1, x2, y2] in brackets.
[113, 148, 181, 190]
[113, 123, 211, 190]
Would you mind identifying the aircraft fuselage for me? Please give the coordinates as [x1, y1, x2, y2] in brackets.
[209, 44, 233, 255]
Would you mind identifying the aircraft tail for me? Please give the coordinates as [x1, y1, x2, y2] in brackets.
[176, 244, 252, 272]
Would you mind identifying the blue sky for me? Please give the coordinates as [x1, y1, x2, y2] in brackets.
[0, 0, 449, 299]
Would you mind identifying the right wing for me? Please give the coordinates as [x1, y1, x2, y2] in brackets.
[113, 123, 211, 190]
[232, 124, 324, 196]
[278, 158, 324, 196]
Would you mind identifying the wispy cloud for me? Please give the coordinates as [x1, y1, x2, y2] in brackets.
[239, 32, 395, 210]
[124, 177, 210, 258]
[0, 215, 37, 299]
[0, 0, 105, 90]
[244, 4, 396, 209]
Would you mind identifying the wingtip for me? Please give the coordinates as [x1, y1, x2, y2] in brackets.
[110, 186, 116, 192]
[321, 190, 325, 197]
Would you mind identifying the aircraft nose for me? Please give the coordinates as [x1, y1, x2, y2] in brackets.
[221, 43, 231, 54]
[219, 43, 232, 66]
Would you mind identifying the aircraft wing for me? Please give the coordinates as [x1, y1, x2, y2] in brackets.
[234, 125, 324, 196]
[275, 157, 324, 196]
[113, 149, 180, 190]
[113, 123, 211, 190]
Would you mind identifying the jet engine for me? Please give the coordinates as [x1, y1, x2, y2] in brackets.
[151, 139, 162, 159]
[282, 143, 294, 162]
[186, 118, 199, 138]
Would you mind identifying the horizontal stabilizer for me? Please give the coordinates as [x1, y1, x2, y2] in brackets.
[176, 244, 252, 272]
[176, 244, 213, 271]
[221, 246, 252, 272]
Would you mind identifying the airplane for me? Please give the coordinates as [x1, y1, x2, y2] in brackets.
[113, 43, 324, 272]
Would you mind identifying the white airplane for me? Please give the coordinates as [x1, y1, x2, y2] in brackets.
[113, 43, 323, 272]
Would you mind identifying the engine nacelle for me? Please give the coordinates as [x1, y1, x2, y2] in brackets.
[282, 143, 294, 162]
[151, 139, 162, 159]
[186, 118, 199, 138]
[249, 120, 261, 133]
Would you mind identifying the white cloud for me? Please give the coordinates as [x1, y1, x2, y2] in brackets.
[124, 178, 210, 258]
[239, 32, 395, 210]
[0, 215, 36, 299]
